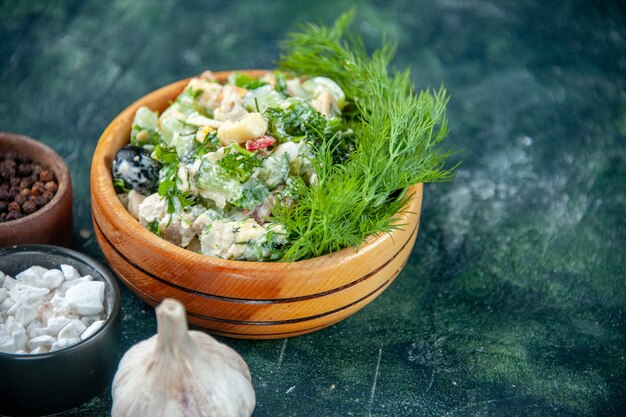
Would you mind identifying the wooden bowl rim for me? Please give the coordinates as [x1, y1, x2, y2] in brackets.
[91, 70, 423, 271]
[0, 132, 72, 232]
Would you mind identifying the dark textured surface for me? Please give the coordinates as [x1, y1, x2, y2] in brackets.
[1, 1, 625, 416]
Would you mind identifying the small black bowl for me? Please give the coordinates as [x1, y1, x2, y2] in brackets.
[0, 245, 120, 416]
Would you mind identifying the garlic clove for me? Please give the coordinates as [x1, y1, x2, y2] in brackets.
[111, 299, 255, 417]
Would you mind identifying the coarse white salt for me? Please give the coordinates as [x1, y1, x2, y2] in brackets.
[60, 264, 81, 281]
[0, 265, 107, 355]
[65, 281, 104, 316]
[15, 266, 48, 286]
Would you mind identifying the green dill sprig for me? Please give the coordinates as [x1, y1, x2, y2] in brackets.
[274, 10, 457, 261]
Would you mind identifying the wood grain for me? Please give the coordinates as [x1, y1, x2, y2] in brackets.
[90, 70, 423, 339]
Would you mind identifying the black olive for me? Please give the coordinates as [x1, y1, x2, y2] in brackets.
[112, 145, 161, 195]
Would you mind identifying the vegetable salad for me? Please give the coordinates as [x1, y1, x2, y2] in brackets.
[113, 70, 350, 261]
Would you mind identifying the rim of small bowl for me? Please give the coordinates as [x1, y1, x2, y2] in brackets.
[0, 244, 120, 360]
[0, 132, 72, 231]
[91, 70, 422, 271]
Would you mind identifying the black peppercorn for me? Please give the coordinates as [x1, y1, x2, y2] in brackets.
[0, 153, 58, 223]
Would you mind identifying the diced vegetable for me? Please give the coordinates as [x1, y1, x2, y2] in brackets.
[130, 107, 161, 151]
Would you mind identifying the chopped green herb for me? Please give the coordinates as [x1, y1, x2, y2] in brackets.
[146, 219, 162, 237]
[264, 100, 327, 144]
[274, 71, 288, 95]
[113, 177, 130, 193]
[193, 131, 220, 157]
[153, 144, 179, 165]
[153, 144, 194, 213]
[228, 72, 268, 90]
[218, 144, 262, 183]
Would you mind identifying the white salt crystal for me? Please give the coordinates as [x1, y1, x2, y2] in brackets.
[80, 314, 102, 327]
[36, 301, 55, 324]
[26, 335, 56, 351]
[12, 329, 27, 352]
[58, 320, 87, 340]
[13, 304, 37, 327]
[80, 320, 105, 341]
[51, 337, 80, 352]
[41, 269, 65, 289]
[0, 298, 16, 314]
[2, 276, 17, 290]
[26, 319, 43, 339]
[0, 265, 107, 354]
[60, 264, 81, 281]
[65, 281, 104, 315]
[40, 316, 71, 336]
[30, 345, 50, 354]
[0, 332, 14, 353]
[16, 266, 48, 286]
[49, 294, 71, 317]
[58, 275, 94, 295]
[9, 284, 49, 303]
[6, 299, 21, 315]
[4, 315, 23, 333]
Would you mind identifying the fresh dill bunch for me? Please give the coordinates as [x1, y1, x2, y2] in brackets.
[275, 9, 457, 261]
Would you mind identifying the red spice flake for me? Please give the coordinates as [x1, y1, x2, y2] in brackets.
[245, 135, 276, 151]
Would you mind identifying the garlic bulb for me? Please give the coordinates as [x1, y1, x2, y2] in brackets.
[111, 298, 255, 417]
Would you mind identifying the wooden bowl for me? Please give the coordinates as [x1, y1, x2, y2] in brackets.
[90, 70, 423, 339]
[0, 132, 73, 247]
